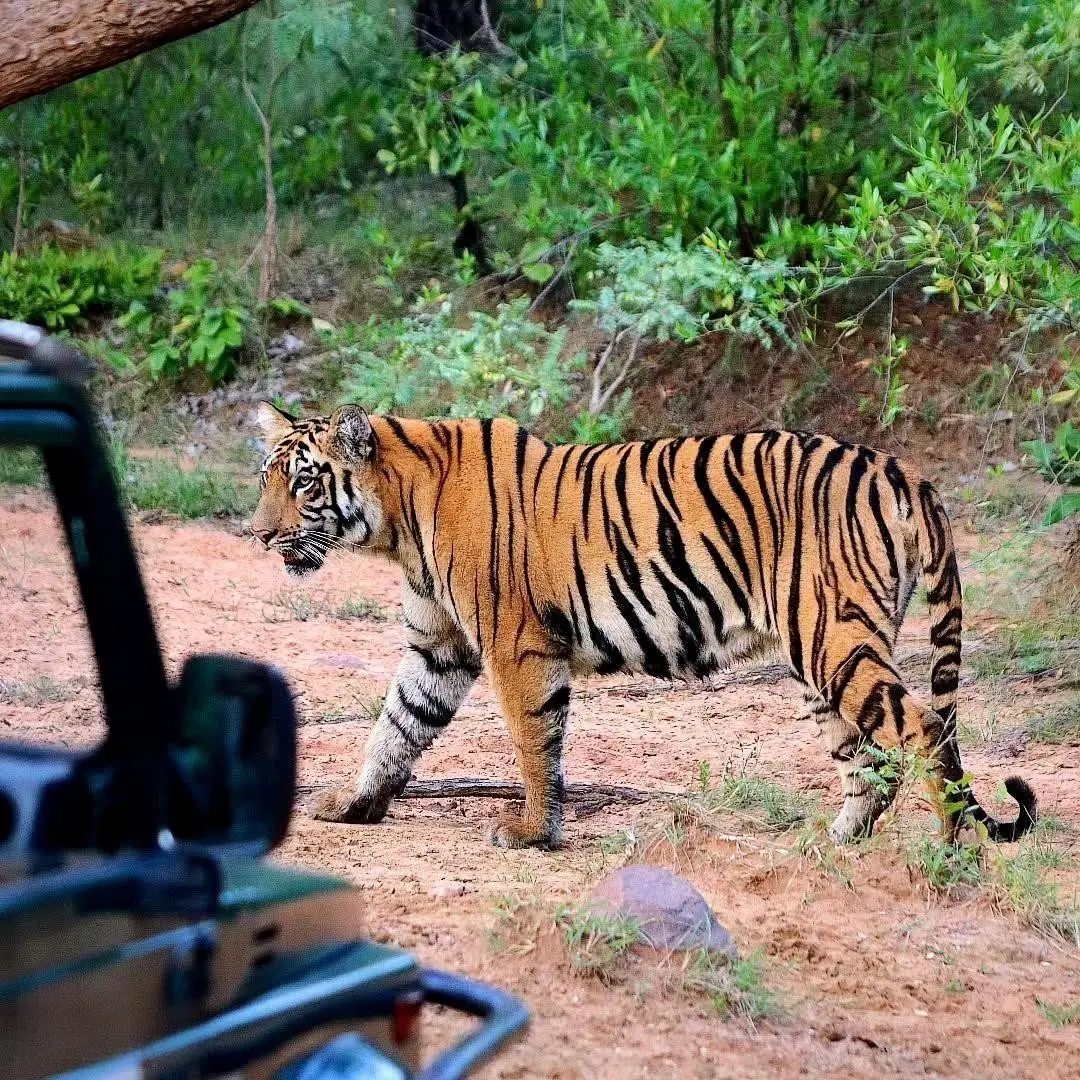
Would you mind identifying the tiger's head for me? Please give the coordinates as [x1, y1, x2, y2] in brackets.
[250, 402, 383, 577]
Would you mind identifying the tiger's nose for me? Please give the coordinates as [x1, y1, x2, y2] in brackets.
[252, 527, 278, 548]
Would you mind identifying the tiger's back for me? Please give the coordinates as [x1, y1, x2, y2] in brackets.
[252, 405, 1036, 850]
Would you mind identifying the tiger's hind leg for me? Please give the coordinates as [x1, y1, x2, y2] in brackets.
[486, 647, 571, 850]
[314, 584, 480, 825]
[803, 689, 899, 844]
[815, 637, 968, 844]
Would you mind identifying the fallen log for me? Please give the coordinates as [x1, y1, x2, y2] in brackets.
[298, 777, 676, 819]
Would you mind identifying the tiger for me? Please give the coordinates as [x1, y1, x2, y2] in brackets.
[250, 401, 1037, 850]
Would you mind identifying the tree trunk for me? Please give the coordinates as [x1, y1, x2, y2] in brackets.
[0, 0, 262, 111]
[412, 0, 500, 270]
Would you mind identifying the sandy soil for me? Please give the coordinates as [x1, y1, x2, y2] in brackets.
[2, 487, 1079, 1080]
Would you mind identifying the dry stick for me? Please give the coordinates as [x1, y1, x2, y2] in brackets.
[240, 15, 279, 302]
[527, 241, 577, 315]
[299, 778, 675, 819]
[12, 109, 26, 256]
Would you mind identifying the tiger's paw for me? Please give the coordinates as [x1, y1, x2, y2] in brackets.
[827, 799, 878, 845]
[313, 787, 391, 825]
[489, 810, 561, 850]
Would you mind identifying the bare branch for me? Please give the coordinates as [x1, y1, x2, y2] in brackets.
[470, 0, 519, 60]
[527, 241, 578, 315]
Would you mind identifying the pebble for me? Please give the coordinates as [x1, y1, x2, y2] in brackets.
[429, 880, 466, 899]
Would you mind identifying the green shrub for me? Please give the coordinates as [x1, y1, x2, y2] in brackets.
[0, 245, 160, 330]
[339, 296, 580, 423]
[119, 259, 249, 384]
[1023, 420, 1080, 525]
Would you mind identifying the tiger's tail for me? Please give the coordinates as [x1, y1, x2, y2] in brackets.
[913, 477, 1036, 842]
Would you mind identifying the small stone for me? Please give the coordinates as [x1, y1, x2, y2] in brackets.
[429, 880, 466, 899]
[589, 865, 737, 956]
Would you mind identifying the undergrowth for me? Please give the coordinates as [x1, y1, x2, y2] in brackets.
[0, 448, 44, 487]
[121, 459, 257, 519]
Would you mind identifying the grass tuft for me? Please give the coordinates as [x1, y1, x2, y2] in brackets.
[332, 595, 391, 621]
[1025, 699, 1080, 745]
[556, 904, 641, 983]
[677, 947, 781, 1024]
[907, 834, 984, 893]
[700, 769, 813, 831]
[123, 459, 257, 519]
[0, 448, 44, 487]
[1037, 1000, 1080, 1028]
[0, 675, 85, 706]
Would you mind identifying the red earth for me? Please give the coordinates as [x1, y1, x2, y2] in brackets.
[2, 486, 1079, 1079]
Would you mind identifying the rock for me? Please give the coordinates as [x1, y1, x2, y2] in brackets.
[589, 865, 737, 956]
[429, 880, 466, 899]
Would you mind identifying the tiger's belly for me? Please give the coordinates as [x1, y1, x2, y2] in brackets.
[565, 605, 774, 682]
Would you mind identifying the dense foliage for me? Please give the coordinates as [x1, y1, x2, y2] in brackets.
[0, 1, 1076, 514]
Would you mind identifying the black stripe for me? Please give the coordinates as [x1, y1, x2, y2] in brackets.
[581, 446, 606, 541]
[532, 441, 554, 514]
[722, 445, 769, 629]
[656, 440, 684, 521]
[572, 533, 624, 674]
[575, 443, 605, 481]
[701, 533, 752, 627]
[606, 566, 671, 678]
[600, 480, 615, 546]
[613, 522, 656, 616]
[532, 685, 571, 718]
[515, 425, 530, 516]
[411, 644, 481, 678]
[639, 440, 654, 484]
[389, 716, 425, 751]
[432, 422, 452, 452]
[650, 561, 712, 677]
[787, 436, 824, 677]
[481, 419, 500, 639]
[540, 603, 574, 659]
[384, 416, 433, 468]
[656, 500, 726, 645]
[397, 685, 454, 729]
[694, 437, 754, 597]
[839, 597, 895, 651]
[553, 445, 576, 515]
[810, 573, 830, 690]
[614, 444, 638, 546]
[540, 727, 565, 757]
[752, 437, 781, 630]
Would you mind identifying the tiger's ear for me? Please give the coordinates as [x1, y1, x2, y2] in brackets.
[329, 404, 375, 462]
[257, 400, 297, 442]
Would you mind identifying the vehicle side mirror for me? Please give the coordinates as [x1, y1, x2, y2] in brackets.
[168, 656, 297, 852]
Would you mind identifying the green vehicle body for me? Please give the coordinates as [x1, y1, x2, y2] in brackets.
[0, 321, 528, 1080]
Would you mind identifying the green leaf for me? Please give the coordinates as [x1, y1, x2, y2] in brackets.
[522, 262, 554, 284]
[518, 239, 550, 265]
[1046, 491, 1080, 526]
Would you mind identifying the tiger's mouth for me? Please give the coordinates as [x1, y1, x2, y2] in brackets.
[281, 548, 323, 577]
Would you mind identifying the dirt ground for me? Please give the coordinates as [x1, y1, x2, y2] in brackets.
[2, 485, 1079, 1080]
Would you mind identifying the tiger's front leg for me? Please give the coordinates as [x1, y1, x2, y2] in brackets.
[314, 585, 480, 825]
[486, 648, 571, 850]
